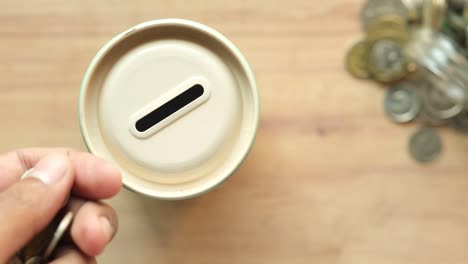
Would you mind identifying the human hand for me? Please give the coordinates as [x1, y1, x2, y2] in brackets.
[0, 148, 122, 263]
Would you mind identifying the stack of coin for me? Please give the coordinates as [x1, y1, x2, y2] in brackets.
[346, 0, 468, 163]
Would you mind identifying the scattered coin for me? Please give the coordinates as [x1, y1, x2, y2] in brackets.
[346, 0, 468, 163]
[409, 127, 442, 163]
[384, 84, 421, 122]
[368, 38, 409, 83]
[346, 40, 371, 79]
[412, 80, 450, 127]
[422, 82, 463, 118]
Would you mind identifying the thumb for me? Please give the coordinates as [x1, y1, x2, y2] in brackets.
[0, 154, 74, 262]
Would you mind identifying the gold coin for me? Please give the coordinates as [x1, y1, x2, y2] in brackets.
[367, 15, 408, 30]
[368, 28, 410, 43]
[369, 17, 407, 31]
[368, 21, 407, 34]
[345, 40, 371, 79]
[367, 14, 408, 33]
[367, 15, 410, 43]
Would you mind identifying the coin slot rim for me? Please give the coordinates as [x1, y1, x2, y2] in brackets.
[129, 77, 211, 139]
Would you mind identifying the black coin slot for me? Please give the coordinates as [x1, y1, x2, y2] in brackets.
[135, 84, 205, 133]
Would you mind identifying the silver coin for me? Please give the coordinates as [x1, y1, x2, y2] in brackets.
[409, 78, 447, 127]
[422, 82, 463, 119]
[409, 127, 442, 163]
[384, 84, 421, 123]
[369, 39, 407, 81]
[405, 36, 447, 77]
[427, 42, 451, 66]
[450, 109, 468, 132]
[43, 212, 74, 259]
[24, 257, 42, 264]
[433, 33, 466, 66]
[362, 0, 388, 24]
[405, 32, 468, 105]
[414, 80, 449, 126]
[372, 39, 405, 70]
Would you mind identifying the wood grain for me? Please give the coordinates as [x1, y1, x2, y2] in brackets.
[2, 0, 468, 263]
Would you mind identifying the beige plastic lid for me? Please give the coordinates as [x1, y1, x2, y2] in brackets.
[79, 19, 259, 199]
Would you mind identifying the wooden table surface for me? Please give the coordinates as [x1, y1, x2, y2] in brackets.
[3, 0, 468, 263]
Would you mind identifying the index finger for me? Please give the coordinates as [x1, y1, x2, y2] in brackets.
[0, 148, 122, 199]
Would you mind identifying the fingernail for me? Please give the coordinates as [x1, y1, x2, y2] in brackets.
[23, 155, 69, 185]
[100, 216, 115, 240]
